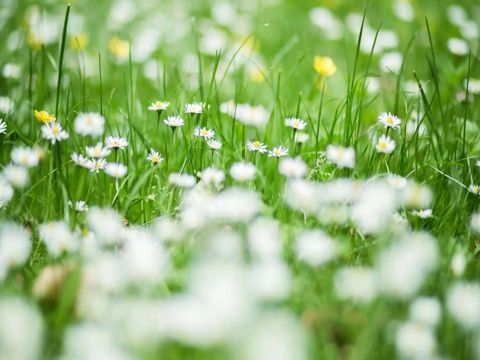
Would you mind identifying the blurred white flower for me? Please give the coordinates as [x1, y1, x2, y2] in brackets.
[326, 145, 355, 168]
[395, 321, 436, 360]
[409, 297, 441, 327]
[105, 163, 127, 178]
[334, 266, 377, 304]
[278, 157, 307, 178]
[380, 52, 403, 73]
[447, 282, 480, 331]
[39, 221, 77, 257]
[3, 164, 28, 188]
[375, 135, 395, 154]
[74, 112, 105, 137]
[230, 162, 256, 182]
[295, 230, 339, 267]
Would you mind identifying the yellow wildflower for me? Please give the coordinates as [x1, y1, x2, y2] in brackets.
[313, 56, 337, 77]
[34, 110, 55, 123]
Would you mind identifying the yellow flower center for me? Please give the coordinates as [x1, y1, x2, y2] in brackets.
[52, 126, 60, 135]
[253, 141, 261, 148]
[387, 117, 394, 125]
[86, 116, 93, 125]
[378, 141, 387, 150]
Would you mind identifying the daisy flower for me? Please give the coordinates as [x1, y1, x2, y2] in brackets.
[164, 115, 184, 127]
[34, 110, 55, 123]
[148, 100, 170, 112]
[0, 119, 7, 134]
[376, 135, 396, 154]
[41, 122, 69, 144]
[411, 209, 433, 219]
[11, 147, 39, 168]
[86, 143, 111, 158]
[230, 162, 256, 182]
[235, 104, 269, 128]
[105, 136, 128, 150]
[285, 117, 307, 131]
[279, 157, 308, 178]
[105, 163, 128, 178]
[326, 145, 355, 168]
[468, 184, 480, 195]
[295, 132, 309, 143]
[147, 149, 163, 165]
[71, 153, 89, 168]
[169, 173, 196, 188]
[74, 112, 105, 137]
[268, 145, 289, 158]
[184, 102, 205, 114]
[193, 126, 215, 139]
[68, 200, 88, 212]
[207, 139, 222, 150]
[247, 140, 268, 153]
[379, 112, 401, 130]
[86, 158, 107, 173]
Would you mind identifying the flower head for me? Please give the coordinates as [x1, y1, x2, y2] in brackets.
[379, 112, 402, 130]
[326, 145, 355, 168]
[285, 117, 307, 130]
[74, 112, 105, 137]
[193, 126, 215, 139]
[169, 173, 196, 188]
[41, 122, 69, 144]
[164, 115, 184, 127]
[295, 132, 309, 143]
[268, 145, 289, 158]
[148, 101, 169, 112]
[12, 147, 39, 168]
[279, 157, 308, 178]
[230, 162, 256, 182]
[184, 102, 205, 114]
[71, 153, 89, 168]
[207, 139, 222, 150]
[34, 110, 55, 123]
[147, 149, 163, 165]
[247, 140, 268, 153]
[0, 119, 7, 134]
[105, 136, 128, 150]
[105, 163, 128, 178]
[86, 158, 107, 173]
[469, 184, 480, 195]
[411, 209, 433, 219]
[376, 135, 395, 154]
[313, 56, 337, 77]
[86, 143, 111, 158]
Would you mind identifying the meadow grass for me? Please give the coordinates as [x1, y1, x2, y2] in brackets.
[0, 0, 479, 359]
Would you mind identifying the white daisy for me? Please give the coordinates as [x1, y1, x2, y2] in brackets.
[86, 158, 107, 173]
[184, 102, 205, 114]
[279, 157, 308, 178]
[230, 162, 256, 182]
[11, 147, 39, 168]
[378, 112, 402, 130]
[0, 119, 6, 134]
[411, 209, 433, 219]
[295, 132, 309, 143]
[105, 136, 128, 149]
[41, 122, 69, 144]
[469, 184, 480, 195]
[247, 140, 268, 153]
[164, 115, 184, 127]
[235, 104, 269, 128]
[105, 163, 128, 178]
[269, 146, 289, 158]
[147, 149, 163, 165]
[71, 153, 89, 168]
[68, 200, 88, 212]
[148, 100, 170, 111]
[285, 117, 307, 130]
[326, 145, 355, 168]
[376, 135, 396, 154]
[193, 126, 215, 139]
[168, 173, 196, 188]
[74, 112, 105, 137]
[207, 139, 222, 150]
[86, 143, 111, 158]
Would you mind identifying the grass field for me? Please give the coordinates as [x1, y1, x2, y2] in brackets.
[0, 0, 480, 359]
